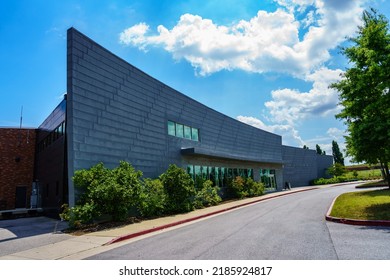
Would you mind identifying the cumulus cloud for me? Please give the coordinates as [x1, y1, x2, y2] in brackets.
[119, 0, 364, 76]
[237, 115, 305, 147]
[265, 67, 343, 125]
[237, 67, 344, 148]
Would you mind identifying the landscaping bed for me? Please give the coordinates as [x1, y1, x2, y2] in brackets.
[330, 188, 390, 221]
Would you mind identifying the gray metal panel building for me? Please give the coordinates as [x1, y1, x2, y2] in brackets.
[62, 28, 333, 206]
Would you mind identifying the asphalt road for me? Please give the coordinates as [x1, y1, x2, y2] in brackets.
[88, 184, 390, 260]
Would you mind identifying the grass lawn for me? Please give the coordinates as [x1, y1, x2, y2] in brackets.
[330, 189, 390, 220]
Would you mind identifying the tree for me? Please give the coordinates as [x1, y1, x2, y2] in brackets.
[303, 145, 309, 149]
[332, 140, 345, 166]
[327, 163, 347, 178]
[316, 144, 323, 155]
[330, 9, 390, 187]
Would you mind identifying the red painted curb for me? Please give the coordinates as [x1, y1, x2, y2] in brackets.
[104, 187, 319, 245]
[325, 195, 390, 227]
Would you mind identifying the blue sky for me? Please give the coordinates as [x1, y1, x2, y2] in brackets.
[1, 0, 389, 163]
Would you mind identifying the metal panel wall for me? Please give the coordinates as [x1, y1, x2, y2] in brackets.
[66, 28, 284, 205]
[282, 145, 333, 187]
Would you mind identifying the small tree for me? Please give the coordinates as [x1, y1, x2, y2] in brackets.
[316, 144, 323, 155]
[332, 140, 345, 166]
[327, 163, 346, 178]
[159, 164, 196, 214]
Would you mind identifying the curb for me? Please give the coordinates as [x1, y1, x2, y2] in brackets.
[325, 195, 390, 227]
[105, 187, 319, 245]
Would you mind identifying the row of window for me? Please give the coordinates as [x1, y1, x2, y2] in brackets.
[168, 120, 199, 141]
[186, 165, 277, 191]
[37, 121, 66, 152]
[187, 165, 254, 188]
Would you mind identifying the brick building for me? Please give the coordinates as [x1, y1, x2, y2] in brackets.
[0, 128, 36, 210]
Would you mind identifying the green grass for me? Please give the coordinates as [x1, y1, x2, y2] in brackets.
[344, 169, 382, 180]
[356, 180, 389, 188]
[330, 189, 390, 220]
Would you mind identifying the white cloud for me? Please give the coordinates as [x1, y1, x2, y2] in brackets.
[237, 115, 305, 147]
[265, 67, 343, 125]
[119, 0, 364, 76]
[327, 127, 345, 140]
[237, 67, 345, 151]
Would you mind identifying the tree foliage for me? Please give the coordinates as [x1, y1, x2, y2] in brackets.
[159, 164, 196, 214]
[330, 9, 390, 187]
[316, 144, 326, 155]
[193, 180, 222, 209]
[332, 140, 345, 166]
[327, 163, 347, 178]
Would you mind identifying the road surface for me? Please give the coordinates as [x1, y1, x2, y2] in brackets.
[88, 184, 390, 260]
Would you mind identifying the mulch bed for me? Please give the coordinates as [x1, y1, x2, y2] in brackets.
[63, 217, 142, 236]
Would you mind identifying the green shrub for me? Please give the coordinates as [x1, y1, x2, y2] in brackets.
[194, 180, 222, 208]
[159, 164, 196, 214]
[327, 163, 347, 177]
[62, 161, 143, 227]
[60, 203, 96, 228]
[245, 177, 264, 197]
[138, 178, 167, 217]
[231, 176, 247, 198]
[313, 176, 351, 185]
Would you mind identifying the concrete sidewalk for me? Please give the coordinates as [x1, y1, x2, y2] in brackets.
[0, 187, 319, 260]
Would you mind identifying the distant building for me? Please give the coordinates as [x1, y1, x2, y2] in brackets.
[0, 28, 333, 215]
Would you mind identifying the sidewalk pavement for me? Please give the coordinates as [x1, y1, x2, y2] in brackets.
[2, 183, 379, 260]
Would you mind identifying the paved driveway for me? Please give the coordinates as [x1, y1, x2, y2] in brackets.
[0, 216, 71, 257]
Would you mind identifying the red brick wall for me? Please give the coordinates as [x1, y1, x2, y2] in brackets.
[0, 128, 36, 210]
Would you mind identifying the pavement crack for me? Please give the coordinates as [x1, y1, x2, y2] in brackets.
[325, 221, 340, 260]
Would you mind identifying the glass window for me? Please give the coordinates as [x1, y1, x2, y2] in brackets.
[201, 166, 208, 180]
[191, 128, 199, 141]
[187, 165, 194, 179]
[176, 123, 184, 138]
[168, 121, 176, 136]
[184, 125, 191, 139]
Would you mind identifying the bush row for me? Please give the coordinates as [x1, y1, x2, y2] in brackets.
[312, 174, 383, 186]
[60, 162, 264, 228]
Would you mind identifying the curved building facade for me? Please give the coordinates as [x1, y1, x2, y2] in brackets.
[34, 28, 332, 210]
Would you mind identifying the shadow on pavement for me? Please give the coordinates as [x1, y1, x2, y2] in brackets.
[0, 216, 68, 243]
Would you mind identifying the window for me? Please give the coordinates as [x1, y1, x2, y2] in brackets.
[191, 128, 199, 141]
[167, 121, 199, 142]
[37, 121, 66, 153]
[176, 123, 184, 138]
[184, 126, 191, 139]
[168, 121, 176, 136]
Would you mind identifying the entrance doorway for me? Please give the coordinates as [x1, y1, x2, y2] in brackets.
[15, 186, 27, 208]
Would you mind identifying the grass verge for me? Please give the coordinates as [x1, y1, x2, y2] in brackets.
[330, 189, 390, 220]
